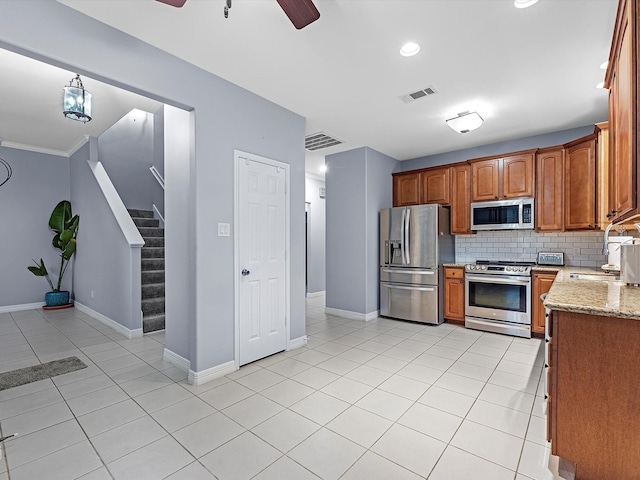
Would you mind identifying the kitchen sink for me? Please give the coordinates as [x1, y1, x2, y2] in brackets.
[568, 273, 620, 282]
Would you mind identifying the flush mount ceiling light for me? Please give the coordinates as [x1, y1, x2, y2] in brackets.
[63, 74, 92, 123]
[445, 111, 484, 134]
[514, 0, 539, 8]
[400, 42, 420, 57]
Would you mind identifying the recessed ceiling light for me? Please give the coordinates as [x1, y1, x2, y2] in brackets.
[514, 0, 539, 8]
[400, 42, 420, 57]
[600, 61, 609, 70]
[596, 81, 605, 89]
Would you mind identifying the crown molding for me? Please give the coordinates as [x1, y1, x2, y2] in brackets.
[0, 135, 90, 158]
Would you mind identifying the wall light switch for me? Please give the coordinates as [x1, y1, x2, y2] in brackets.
[218, 223, 231, 237]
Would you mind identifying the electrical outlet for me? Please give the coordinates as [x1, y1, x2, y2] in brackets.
[573, 247, 581, 256]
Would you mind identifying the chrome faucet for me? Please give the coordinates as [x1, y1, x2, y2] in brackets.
[602, 222, 615, 256]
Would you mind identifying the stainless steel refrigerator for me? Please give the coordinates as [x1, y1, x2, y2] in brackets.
[380, 204, 454, 324]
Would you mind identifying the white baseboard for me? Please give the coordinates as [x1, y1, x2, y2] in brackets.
[75, 302, 143, 339]
[163, 348, 190, 371]
[0, 302, 44, 313]
[325, 307, 379, 322]
[306, 290, 326, 298]
[288, 335, 308, 350]
[188, 360, 236, 386]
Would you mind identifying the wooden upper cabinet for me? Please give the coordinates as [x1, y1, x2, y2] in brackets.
[565, 135, 597, 230]
[502, 154, 535, 198]
[393, 172, 421, 207]
[536, 148, 565, 232]
[451, 164, 472, 234]
[421, 167, 450, 205]
[606, 0, 637, 222]
[471, 153, 534, 201]
[471, 159, 500, 201]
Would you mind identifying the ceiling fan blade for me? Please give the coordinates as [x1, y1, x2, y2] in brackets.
[276, 0, 320, 29]
[156, 0, 187, 7]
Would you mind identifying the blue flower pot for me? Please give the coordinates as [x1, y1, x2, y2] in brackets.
[45, 291, 70, 307]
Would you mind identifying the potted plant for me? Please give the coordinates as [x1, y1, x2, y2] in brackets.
[28, 200, 79, 307]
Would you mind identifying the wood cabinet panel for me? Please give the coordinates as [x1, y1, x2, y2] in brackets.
[607, 0, 637, 222]
[393, 172, 421, 207]
[502, 154, 534, 198]
[471, 159, 500, 201]
[421, 167, 450, 205]
[471, 153, 534, 202]
[451, 164, 472, 234]
[551, 311, 640, 479]
[564, 137, 597, 230]
[444, 267, 465, 323]
[536, 148, 565, 232]
[531, 272, 557, 335]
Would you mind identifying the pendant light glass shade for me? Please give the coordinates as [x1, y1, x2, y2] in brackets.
[445, 111, 483, 134]
[63, 75, 92, 122]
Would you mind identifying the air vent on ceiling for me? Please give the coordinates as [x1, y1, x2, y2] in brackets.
[305, 132, 344, 151]
[400, 86, 438, 104]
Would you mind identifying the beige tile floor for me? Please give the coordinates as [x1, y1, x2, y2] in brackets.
[0, 296, 565, 479]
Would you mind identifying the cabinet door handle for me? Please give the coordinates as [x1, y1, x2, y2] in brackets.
[494, 195, 499, 199]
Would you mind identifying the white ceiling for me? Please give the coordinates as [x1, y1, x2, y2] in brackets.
[3, 1, 618, 177]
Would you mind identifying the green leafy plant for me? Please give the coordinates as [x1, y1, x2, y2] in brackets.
[28, 200, 79, 292]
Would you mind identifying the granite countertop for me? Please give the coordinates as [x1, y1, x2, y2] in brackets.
[442, 263, 466, 268]
[544, 267, 640, 320]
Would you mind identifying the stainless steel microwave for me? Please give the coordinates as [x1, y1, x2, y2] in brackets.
[470, 198, 534, 231]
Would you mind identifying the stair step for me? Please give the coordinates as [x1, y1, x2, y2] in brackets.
[142, 270, 165, 284]
[143, 314, 165, 333]
[142, 282, 165, 299]
[142, 258, 165, 271]
[128, 209, 154, 219]
[134, 218, 160, 228]
[143, 237, 165, 248]
[142, 247, 165, 259]
[142, 297, 165, 315]
[138, 227, 164, 238]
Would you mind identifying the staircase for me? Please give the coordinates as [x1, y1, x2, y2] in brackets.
[128, 209, 165, 333]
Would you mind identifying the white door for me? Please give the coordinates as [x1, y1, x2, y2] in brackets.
[237, 154, 288, 365]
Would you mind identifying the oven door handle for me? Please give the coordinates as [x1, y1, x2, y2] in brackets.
[385, 284, 435, 292]
[466, 274, 531, 285]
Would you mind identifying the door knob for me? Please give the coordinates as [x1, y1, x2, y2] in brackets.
[241, 269, 250, 276]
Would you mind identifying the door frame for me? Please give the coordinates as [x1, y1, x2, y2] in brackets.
[233, 149, 291, 370]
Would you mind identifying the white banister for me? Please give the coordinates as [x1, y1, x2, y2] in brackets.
[150, 165, 165, 190]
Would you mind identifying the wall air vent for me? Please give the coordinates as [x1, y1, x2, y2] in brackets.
[400, 86, 438, 103]
[305, 132, 343, 151]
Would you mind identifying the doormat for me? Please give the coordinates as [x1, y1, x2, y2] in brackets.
[0, 357, 87, 391]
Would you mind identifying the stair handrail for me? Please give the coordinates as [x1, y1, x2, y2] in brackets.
[149, 165, 165, 190]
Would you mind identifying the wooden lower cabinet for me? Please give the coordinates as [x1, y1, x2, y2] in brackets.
[549, 310, 640, 479]
[444, 267, 465, 324]
[531, 271, 557, 335]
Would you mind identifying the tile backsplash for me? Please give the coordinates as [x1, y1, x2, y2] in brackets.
[454, 230, 610, 267]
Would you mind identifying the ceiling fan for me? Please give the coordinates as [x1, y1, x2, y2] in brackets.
[156, 0, 320, 30]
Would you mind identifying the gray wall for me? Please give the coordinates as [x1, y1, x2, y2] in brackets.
[98, 109, 157, 211]
[152, 107, 165, 218]
[0, 1, 306, 373]
[325, 147, 398, 315]
[70, 139, 142, 331]
[0, 146, 70, 307]
[401, 125, 596, 171]
[305, 176, 326, 294]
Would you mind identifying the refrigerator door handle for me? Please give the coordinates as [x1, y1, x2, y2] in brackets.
[404, 208, 411, 265]
[385, 284, 435, 292]
[400, 208, 406, 265]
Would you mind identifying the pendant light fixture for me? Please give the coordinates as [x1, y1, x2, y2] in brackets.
[63, 74, 92, 122]
[445, 111, 484, 134]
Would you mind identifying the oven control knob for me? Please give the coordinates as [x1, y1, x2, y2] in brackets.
[506, 266, 511, 271]
[481, 265, 486, 270]
[519, 267, 525, 272]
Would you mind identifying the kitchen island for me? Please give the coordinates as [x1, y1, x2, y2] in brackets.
[542, 268, 640, 480]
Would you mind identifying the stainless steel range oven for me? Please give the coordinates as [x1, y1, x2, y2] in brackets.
[464, 260, 533, 338]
